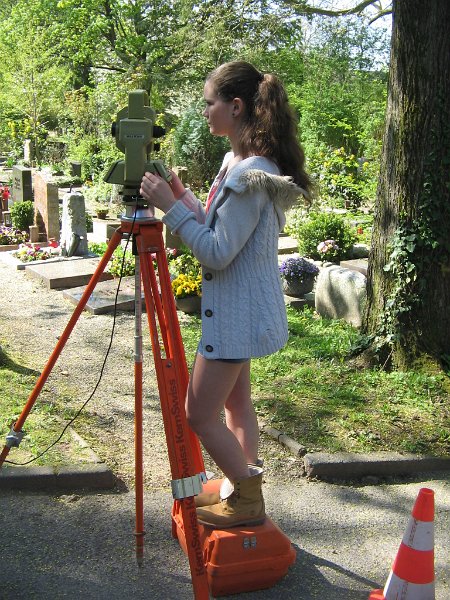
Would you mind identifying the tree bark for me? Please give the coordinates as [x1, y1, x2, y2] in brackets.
[363, 0, 450, 367]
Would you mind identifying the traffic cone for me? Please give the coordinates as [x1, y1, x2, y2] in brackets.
[369, 487, 435, 600]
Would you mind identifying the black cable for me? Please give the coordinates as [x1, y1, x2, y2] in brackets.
[4, 203, 139, 465]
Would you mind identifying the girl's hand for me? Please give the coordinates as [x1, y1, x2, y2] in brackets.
[169, 170, 186, 199]
[140, 172, 176, 213]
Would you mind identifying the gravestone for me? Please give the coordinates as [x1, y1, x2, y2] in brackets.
[339, 258, 368, 277]
[70, 161, 82, 177]
[12, 166, 33, 203]
[33, 171, 60, 242]
[315, 265, 367, 328]
[60, 192, 89, 256]
[23, 139, 34, 163]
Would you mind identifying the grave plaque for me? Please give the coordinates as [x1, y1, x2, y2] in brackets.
[12, 166, 33, 203]
[33, 171, 60, 242]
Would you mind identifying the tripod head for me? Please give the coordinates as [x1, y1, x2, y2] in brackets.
[104, 90, 171, 209]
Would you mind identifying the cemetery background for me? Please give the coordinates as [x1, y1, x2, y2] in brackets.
[0, 148, 448, 474]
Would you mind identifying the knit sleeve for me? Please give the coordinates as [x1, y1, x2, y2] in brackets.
[177, 188, 206, 224]
[162, 187, 267, 270]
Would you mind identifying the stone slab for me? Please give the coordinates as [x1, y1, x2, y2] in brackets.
[340, 258, 368, 276]
[278, 234, 298, 254]
[303, 451, 450, 480]
[284, 295, 308, 310]
[25, 257, 113, 289]
[63, 276, 145, 314]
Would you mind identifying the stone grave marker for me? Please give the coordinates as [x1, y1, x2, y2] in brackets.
[315, 265, 367, 327]
[23, 139, 34, 163]
[12, 166, 33, 203]
[33, 171, 60, 242]
[60, 191, 89, 256]
[70, 161, 82, 178]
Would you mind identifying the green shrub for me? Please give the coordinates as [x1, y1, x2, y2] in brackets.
[307, 146, 373, 208]
[10, 201, 34, 231]
[86, 213, 93, 233]
[296, 211, 357, 262]
[108, 247, 135, 277]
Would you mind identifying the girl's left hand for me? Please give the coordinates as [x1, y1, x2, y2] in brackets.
[140, 172, 176, 213]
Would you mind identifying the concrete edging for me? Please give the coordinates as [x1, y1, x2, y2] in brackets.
[0, 425, 116, 492]
[0, 463, 116, 491]
[260, 423, 450, 481]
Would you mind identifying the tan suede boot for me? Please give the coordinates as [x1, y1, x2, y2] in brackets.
[194, 460, 263, 508]
[196, 467, 265, 529]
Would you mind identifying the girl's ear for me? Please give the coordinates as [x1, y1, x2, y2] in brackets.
[232, 97, 244, 117]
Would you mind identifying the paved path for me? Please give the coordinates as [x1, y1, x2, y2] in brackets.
[1, 476, 449, 599]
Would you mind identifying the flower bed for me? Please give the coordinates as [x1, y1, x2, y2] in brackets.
[0, 226, 29, 251]
[13, 243, 61, 263]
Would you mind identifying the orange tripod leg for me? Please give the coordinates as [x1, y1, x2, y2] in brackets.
[134, 223, 210, 599]
[0, 228, 123, 467]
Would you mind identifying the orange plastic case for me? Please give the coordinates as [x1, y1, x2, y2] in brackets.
[172, 479, 296, 597]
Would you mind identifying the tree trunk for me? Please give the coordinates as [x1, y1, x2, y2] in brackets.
[363, 0, 450, 368]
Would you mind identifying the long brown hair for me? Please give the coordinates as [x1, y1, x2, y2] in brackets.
[206, 61, 312, 193]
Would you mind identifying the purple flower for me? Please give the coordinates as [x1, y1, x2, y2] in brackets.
[279, 257, 319, 281]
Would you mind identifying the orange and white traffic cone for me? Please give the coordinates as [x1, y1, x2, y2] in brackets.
[369, 487, 435, 600]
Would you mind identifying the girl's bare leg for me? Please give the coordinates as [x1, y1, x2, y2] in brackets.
[186, 354, 251, 481]
[224, 360, 259, 464]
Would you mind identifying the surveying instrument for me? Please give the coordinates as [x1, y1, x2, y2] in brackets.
[0, 91, 296, 598]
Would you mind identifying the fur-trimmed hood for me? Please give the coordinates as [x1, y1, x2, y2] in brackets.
[217, 154, 308, 213]
[240, 169, 308, 212]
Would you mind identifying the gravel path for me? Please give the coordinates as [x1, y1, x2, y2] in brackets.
[0, 257, 301, 489]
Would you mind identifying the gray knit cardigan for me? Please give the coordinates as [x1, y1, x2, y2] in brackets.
[163, 155, 306, 359]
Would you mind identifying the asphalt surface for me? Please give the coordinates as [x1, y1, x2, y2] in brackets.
[1, 474, 449, 599]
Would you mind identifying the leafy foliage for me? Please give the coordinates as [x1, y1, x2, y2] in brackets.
[296, 211, 357, 261]
[10, 201, 34, 232]
[307, 146, 376, 208]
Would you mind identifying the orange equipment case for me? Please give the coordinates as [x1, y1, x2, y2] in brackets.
[172, 479, 296, 597]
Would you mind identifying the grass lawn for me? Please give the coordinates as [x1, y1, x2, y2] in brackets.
[0, 347, 96, 467]
[180, 307, 450, 456]
[1, 308, 448, 468]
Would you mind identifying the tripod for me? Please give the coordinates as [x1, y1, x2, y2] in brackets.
[0, 212, 211, 599]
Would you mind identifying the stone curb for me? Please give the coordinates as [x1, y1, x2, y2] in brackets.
[0, 426, 116, 492]
[0, 463, 116, 491]
[260, 424, 450, 481]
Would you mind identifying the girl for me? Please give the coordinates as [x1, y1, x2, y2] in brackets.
[140, 60, 311, 529]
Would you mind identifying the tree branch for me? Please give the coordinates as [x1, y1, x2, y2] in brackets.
[286, 0, 391, 19]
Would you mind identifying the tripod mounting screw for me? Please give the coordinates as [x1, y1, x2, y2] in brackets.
[6, 426, 24, 448]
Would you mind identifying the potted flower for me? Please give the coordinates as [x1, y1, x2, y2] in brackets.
[169, 248, 202, 314]
[279, 256, 319, 297]
[172, 273, 202, 314]
[93, 201, 109, 219]
[317, 239, 340, 262]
